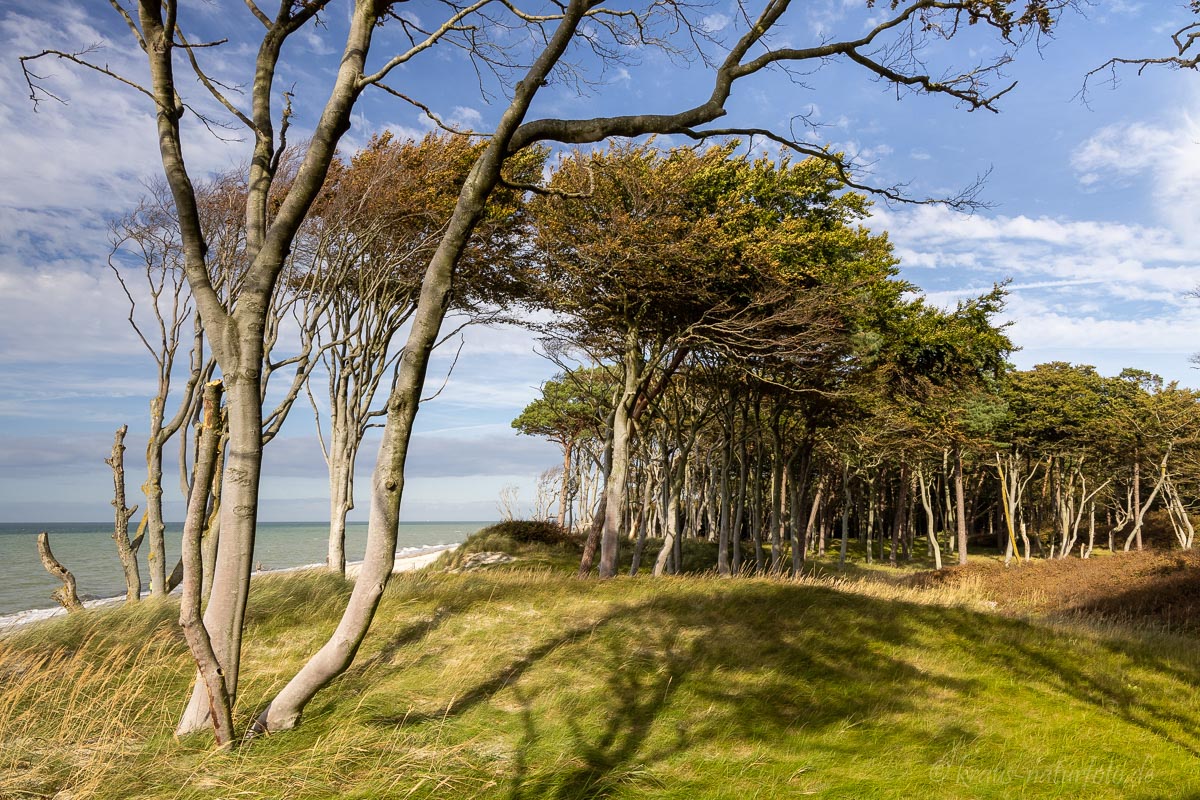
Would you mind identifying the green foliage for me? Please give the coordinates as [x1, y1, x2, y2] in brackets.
[511, 368, 613, 445]
[439, 520, 583, 570]
[528, 142, 898, 358]
[476, 520, 578, 548]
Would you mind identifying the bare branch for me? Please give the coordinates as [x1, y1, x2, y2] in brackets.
[20, 47, 154, 109]
[245, 0, 272, 28]
[421, 335, 467, 402]
[679, 126, 988, 209]
[371, 83, 487, 136]
[359, 0, 500, 88]
[107, 1, 146, 51]
[175, 28, 257, 133]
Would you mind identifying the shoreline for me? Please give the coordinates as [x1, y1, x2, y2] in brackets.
[0, 543, 458, 635]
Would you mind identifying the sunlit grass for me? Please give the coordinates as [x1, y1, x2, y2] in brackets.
[2, 551, 1198, 799]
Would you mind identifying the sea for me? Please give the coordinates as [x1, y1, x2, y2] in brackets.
[0, 520, 485, 623]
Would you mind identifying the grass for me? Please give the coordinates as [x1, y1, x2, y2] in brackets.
[2, 545, 1199, 799]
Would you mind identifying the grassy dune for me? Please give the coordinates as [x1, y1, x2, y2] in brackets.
[2, 542, 1198, 799]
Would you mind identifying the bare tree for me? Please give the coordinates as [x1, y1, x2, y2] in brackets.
[105, 425, 142, 603]
[25, 0, 1071, 744]
[109, 182, 203, 598]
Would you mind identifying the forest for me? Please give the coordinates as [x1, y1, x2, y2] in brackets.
[7, 1, 1200, 790]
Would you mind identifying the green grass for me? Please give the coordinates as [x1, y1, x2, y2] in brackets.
[2, 555, 1198, 799]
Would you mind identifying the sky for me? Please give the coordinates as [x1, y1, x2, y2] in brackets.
[0, 0, 1198, 523]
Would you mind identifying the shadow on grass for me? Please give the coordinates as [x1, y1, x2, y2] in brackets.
[341, 576, 1200, 798]
[361, 582, 991, 798]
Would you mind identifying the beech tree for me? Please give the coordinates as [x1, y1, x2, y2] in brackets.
[513, 369, 611, 528]
[24, 0, 1073, 745]
[303, 132, 544, 573]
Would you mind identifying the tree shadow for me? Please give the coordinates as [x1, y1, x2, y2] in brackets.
[364, 610, 631, 728]
[345, 577, 533, 680]
[343, 575, 1199, 796]
[506, 628, 691, 800]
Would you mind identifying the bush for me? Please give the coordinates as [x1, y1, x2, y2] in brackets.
[482, 519, 578, 547]
[437, 520, 581, 571]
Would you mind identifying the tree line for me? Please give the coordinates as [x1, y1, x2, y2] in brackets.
[19, 0, 1198, 753]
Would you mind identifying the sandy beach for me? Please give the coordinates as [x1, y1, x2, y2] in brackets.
[344, 544, 457, 578]
[0, 543, 458, 634]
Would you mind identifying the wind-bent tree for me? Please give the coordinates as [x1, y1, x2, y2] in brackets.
[25, 0, 1072, 745]
[303, 132, 544, 573]
[513, 369, 612, 528]
[266, 0, 1069, 727]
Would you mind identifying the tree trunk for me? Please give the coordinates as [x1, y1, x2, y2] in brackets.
[327, 421, 355, 575]
[917, 468, 943, 571]
[144, 398, 168, 597]
[889, 466, 908, 567]
[177, 371, 265, 735]
[255, 4, 592, 729]
[1132, 450, 1143, 551]
[600, 339, 643, 578]
[106, 425, 141, 603]
[954, 445, 968, 566]
[557, 441, 572, 529]
[629, 472, 654, 576]
[839, 462, 851, 569]
[795, 482, 823, 577]
[178, 381, 235, 748]
[717, 436, 732, 576]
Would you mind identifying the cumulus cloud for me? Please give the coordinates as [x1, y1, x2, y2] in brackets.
[873, 204, 1200, 382]
[1071, 115, 1200, 243]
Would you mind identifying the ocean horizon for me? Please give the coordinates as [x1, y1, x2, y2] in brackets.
[0, 520, 489, 619]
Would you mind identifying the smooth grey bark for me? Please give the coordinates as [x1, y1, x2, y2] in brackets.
[653, 450, 685, 577]
[629, 464, 656, 575]
[178, 381, 234, 748]
[717, 433, 733, 576]
[916, 467, 943, 571]
[600, 337, 644, 579]
[954, 445, 968, 566]
[158, 0, 378, 736]
[256, 0, 591, 732]
[794, 482, 823, 577]
[888, 465, 909, 567]
[732, 421, 748, 575]
[768, 419, 786, 573]
[326, 419, 354, 574]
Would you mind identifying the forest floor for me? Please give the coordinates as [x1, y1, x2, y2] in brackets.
[912, 548, 1200, 635]
[2, 533, 1198, 799]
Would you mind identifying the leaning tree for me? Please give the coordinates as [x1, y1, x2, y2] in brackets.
[23, 0, 1075, 746]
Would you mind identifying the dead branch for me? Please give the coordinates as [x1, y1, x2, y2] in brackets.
[36, 532, 84, 613]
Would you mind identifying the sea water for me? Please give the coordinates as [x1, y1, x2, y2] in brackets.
[0, 520, 485, 620]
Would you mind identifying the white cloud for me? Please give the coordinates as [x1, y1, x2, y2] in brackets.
[874, 204, 1200, 383]
[1071, 115, 1200, 243]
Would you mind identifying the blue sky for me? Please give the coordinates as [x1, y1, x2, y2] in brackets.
[1, 0, 1198, 522]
